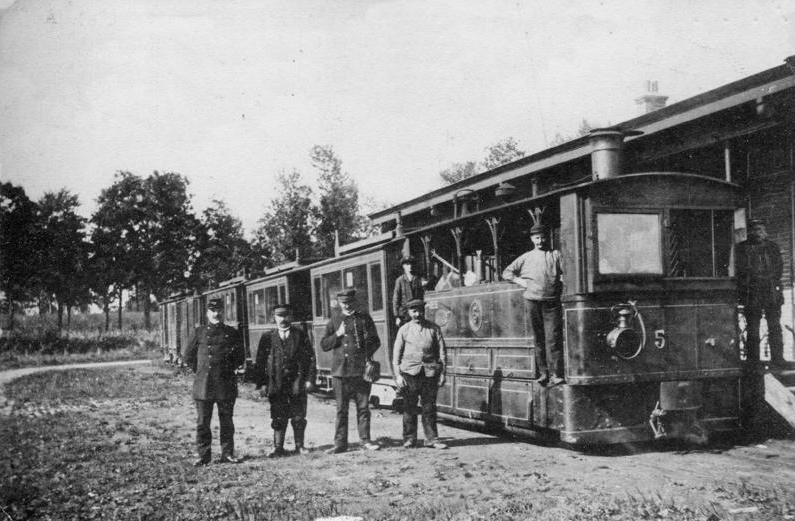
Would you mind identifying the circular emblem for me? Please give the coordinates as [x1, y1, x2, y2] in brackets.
[434, 308, 450, 329]
[469, 299, 483, 332]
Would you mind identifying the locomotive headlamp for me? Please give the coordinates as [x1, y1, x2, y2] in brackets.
[606, 301, 646, 359]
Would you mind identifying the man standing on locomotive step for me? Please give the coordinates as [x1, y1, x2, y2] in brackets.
[392, 254, 425, 328]
[320, 289, 381, 454]
[737, 218, 787, 367]
[393, 298, 449, 449]
[253, 303, 316, 457]
[184, 298, 246, 466]
[502, 222, 565, 386]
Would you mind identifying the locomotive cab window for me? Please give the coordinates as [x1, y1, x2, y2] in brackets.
[597, 213, 663, 275]
[667, 209, 733, 278]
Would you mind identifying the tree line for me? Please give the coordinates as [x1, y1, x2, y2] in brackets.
[1, 137, 533, 332]
[0, 146, 370, 331]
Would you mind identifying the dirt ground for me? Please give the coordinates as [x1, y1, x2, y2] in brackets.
[4, 362, 795, 519]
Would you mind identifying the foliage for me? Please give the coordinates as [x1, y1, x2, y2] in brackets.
[312, 144, 366, 256]
[253, 170, 316, 267]
[440, 137, 526, 185]
[549, 118, 595, 147]
[37, 189, 91, 328]
[193, 199, 255, 289]
[0, 182, 42, 324]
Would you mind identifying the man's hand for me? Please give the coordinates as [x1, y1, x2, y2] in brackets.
[395, 373, 405, 389]
[438, 370, 446, 388]
[336, 321, 346, 337]
[305, 380, 315, 392]
[395, 317, 401, 327]
[258, 386, 268, 398]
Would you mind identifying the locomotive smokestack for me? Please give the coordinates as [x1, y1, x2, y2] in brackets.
[588, 128, 643, 180]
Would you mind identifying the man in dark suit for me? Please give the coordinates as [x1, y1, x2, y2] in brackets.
[737, 218, 786, 367]
[184, 298, 245, 466]
[392, 254, 425, 328]
[320, 289, 381, 453]
[253, 303, 316, 457]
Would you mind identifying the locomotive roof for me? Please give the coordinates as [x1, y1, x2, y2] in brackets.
[369, 56, 795, 226]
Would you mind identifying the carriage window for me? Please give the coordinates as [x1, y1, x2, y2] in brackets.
[313, 277, 323, 317]
[248, 289, 266, 324]
[278, 284, 286, 305]
[668, 210, 733, 277]
[224, 293, 236, 321]
[321, 271, 343, 319]
[597, 213, 663, 274]
[369, 263, 383, 312]
[264, 286, 279, 322]
[344, 265, 369, 309]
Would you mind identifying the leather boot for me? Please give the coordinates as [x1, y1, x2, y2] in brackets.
[293, 428, 308, 455]
[267, 430, 286, 458]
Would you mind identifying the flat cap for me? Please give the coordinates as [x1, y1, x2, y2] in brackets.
[207, 298, 224, 311]
[530, 223, 547, 235]
[336, 289, 357, 303]
[748, 218, 766, 227]
[405, 298, 426, 310]
[400, 254, 416, 264]
[273, 302, 292, 315]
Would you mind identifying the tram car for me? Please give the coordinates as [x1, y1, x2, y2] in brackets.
[368, 128, 745, 445]
[244, 260, 314, 367]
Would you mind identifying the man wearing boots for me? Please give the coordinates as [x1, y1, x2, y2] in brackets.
[184, 298, 246, 466]
[320, 289, 382, 454]
[254, 303, 316, 457]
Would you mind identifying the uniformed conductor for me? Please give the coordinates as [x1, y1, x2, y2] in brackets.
[320, 289, 381, 453]
[184, 298, 245, 466]
[253, 303, 316, 457]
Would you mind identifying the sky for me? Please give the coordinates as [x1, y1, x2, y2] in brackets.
[1, 0, 793, 236]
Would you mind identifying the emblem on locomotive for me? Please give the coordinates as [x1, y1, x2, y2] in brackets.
[469, 299, 483, 332]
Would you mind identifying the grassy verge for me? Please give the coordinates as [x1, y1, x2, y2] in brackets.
[2, 367, 795, 520]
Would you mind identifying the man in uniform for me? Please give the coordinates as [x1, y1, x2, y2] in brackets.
[392, 254, 425, 328]
[737, 218, 786, 367]
[502, 222, 565, 386]
[253, 303, 316, 457]
[184, 298, 245, 466]
[320, 289, 381, 453]
[393, 298, 448, 449]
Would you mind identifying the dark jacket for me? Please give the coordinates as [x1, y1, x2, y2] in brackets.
[184, 323, 245, 401]
[320, 310, 380, 378]
[253, 326, 316, 398]
[392, 274, 425, 317]
[736, 238, 783, 305]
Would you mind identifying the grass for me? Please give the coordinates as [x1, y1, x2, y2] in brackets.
[0, 312, 161, 369]
[2, 366, 795, 520]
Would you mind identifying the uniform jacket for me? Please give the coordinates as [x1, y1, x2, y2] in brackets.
[393, 319, 447, 377]
[184, 323, 245, 401]
[736, 238, 783, 305]
[253, 326, 316, 398]
[320, 310, 381, 378]
[392, 274, 425, 317]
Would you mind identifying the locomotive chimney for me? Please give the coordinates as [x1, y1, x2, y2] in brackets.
[635, 80, 668, 115]
[588, 128, 642, 180]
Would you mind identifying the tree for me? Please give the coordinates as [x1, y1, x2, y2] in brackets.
[253, 170, 315, 267]
[439, 161, 480, 185]
[0, 182, 42, 328]
[439, 137, 526, 185]
[311, 145, 364, 256]
[482, 137, 525, 171]
[92, 171, 201, 330]
[549, 119, 595, 147]
[192, 199, 254, 289]
[37, 189, 90, 329]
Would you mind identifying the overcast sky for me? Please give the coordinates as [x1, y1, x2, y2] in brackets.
[1, 0, 793, 235]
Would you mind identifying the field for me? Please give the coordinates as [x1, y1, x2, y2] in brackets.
[3, 363, 795, 521]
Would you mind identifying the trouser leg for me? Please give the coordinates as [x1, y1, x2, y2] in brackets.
[218, 399, 235, 457]
[290, 393, 308, 449]
[195, 400, 214, 461]
[745, 307, 762, 363]
[401, 373, 420, 442]
[419, 373, 439, 442]
[333, 377, 350, 447]
[528, 300, 548, 377]
[766, 304, 784, 364]
[543, 301, 564, 378]
[353, 378, 372, 442]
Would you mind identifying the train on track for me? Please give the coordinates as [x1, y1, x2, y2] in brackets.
[162, 56, 795, 445]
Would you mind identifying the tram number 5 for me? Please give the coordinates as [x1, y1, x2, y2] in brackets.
[654, 329, 666, 349]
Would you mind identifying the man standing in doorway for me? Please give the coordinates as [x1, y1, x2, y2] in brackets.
[320, 289, 382, 453]
[393, 298, 448, 449]
[737, 218, 786, 367]
[254, 303, 316, 457]
[393, 254, 425, 328]
[502, 223, 565, 386]
[184, 298, 245, 466]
